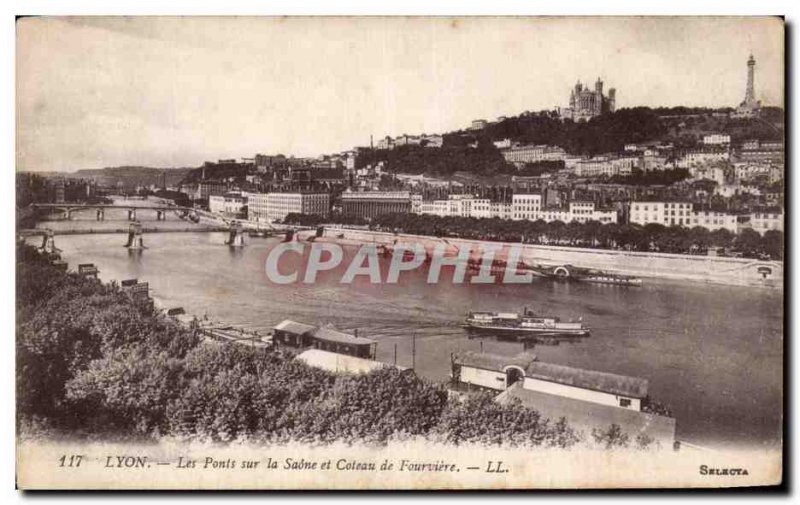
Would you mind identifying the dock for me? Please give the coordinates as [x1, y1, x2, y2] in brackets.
[195, 321, 273, 348]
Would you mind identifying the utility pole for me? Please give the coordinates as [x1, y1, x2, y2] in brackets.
[394, 343, 397, 365]
[412, 332, 416, 370]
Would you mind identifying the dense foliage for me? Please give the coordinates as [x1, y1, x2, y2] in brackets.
[430, 393, 579, 447]
[356, 143, 511, 177]
[471, 108, 667, 157]
[16, 244, 598, 447]
[356, 109, 670, 177]
[285, 211, 367, 227]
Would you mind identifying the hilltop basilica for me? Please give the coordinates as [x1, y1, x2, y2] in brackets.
[559, 78, 616, 122]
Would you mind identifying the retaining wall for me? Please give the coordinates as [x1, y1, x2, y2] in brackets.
[304, 228, 782, 289]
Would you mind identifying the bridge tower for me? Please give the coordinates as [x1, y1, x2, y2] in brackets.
[226, 223, 245, 247]
[96, 209, 105, 221]
[125, 222, 145, 249]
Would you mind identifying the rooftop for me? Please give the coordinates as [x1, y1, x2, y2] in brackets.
[452, 351, 537, 373]
[496, 384, 674, 444]
[296, 349, 406, 375]
[526, 361, 649, 399]
[274, 319, 317, 335]
[311, 326, 376, 346]
[453, 351, 648, 399]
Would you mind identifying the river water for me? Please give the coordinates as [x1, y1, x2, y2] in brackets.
[34, 208, 783, 449]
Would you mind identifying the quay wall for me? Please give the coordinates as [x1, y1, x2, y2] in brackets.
[303, 228, 783, 289]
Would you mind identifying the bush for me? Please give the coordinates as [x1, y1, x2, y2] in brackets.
[431, 393, 580, 448]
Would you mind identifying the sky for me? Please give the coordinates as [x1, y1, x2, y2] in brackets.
[16, 16, 784, 172]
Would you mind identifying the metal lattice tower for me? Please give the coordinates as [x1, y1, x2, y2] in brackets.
[744, 54, 756, 104]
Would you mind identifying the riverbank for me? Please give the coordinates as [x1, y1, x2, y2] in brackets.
[303, 227, 783, 289]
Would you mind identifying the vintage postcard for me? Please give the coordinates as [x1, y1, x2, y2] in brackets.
[15, 16, 784, 490]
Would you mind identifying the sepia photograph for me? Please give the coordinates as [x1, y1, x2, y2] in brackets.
[13, 14, 786, 490]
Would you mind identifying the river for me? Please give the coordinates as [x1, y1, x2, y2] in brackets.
[33, 208, 783, 450]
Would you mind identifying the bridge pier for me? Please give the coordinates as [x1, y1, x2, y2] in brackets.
[127, 209, 137, 221]
[96, 209, 105, 221]
[40, 230, 58, 254]
[156, 210, 165, 221]
[63, 209, 73, 220]
[125, 223, 144, 249]
[225, 223, 245, 247]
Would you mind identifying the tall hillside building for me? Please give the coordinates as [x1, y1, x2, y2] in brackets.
[560, 78, 616, 122]
[731, 54, 761, 119]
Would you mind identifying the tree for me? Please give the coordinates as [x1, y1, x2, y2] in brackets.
[762, 230, 784, 260]
[734, 228, 763, 257]
[431, 393, 580, 448]
[591, 424, 630, 449]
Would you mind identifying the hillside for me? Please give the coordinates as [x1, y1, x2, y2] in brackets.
[360, 106, 784, 178]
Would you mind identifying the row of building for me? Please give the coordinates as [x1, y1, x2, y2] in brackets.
[629, 201, 783, 234]
[375, 133, 444, 150]
[689, 161, 783, 187]
[209, 187, 783, 235]
[493, 136, 783, 180]
[409, 193, 618, 224]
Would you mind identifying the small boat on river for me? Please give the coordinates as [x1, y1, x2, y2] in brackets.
[463, 307, 590, 337]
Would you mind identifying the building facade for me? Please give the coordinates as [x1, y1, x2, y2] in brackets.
[703, 133, 732, 146]
[413, 193, 617, 224]
[630, 201, 739, 232]
[340, 191, 411, 219]
[273, 320, 376, 359]
[261, 192, 330, 222]
[677, 150, 730, 168]
[451, 351, 648, 411]
[470, 119, 488, 130]
[209, 193, 247, 218]
[500, 145, 566, 166]
[748, 210, 784, 234]
[574, 155, 638, 178]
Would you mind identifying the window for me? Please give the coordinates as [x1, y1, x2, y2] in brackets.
[619, 398, 631, 408]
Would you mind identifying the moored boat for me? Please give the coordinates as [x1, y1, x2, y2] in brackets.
[582, 273, 643, 286]
[529, 263, 642, 286]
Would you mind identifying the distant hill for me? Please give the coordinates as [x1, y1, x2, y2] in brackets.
[66, 166, 192, 188]
[180, 162, 253, 184]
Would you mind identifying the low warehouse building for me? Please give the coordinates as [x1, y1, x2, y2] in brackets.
[450, 350, 675, 445]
